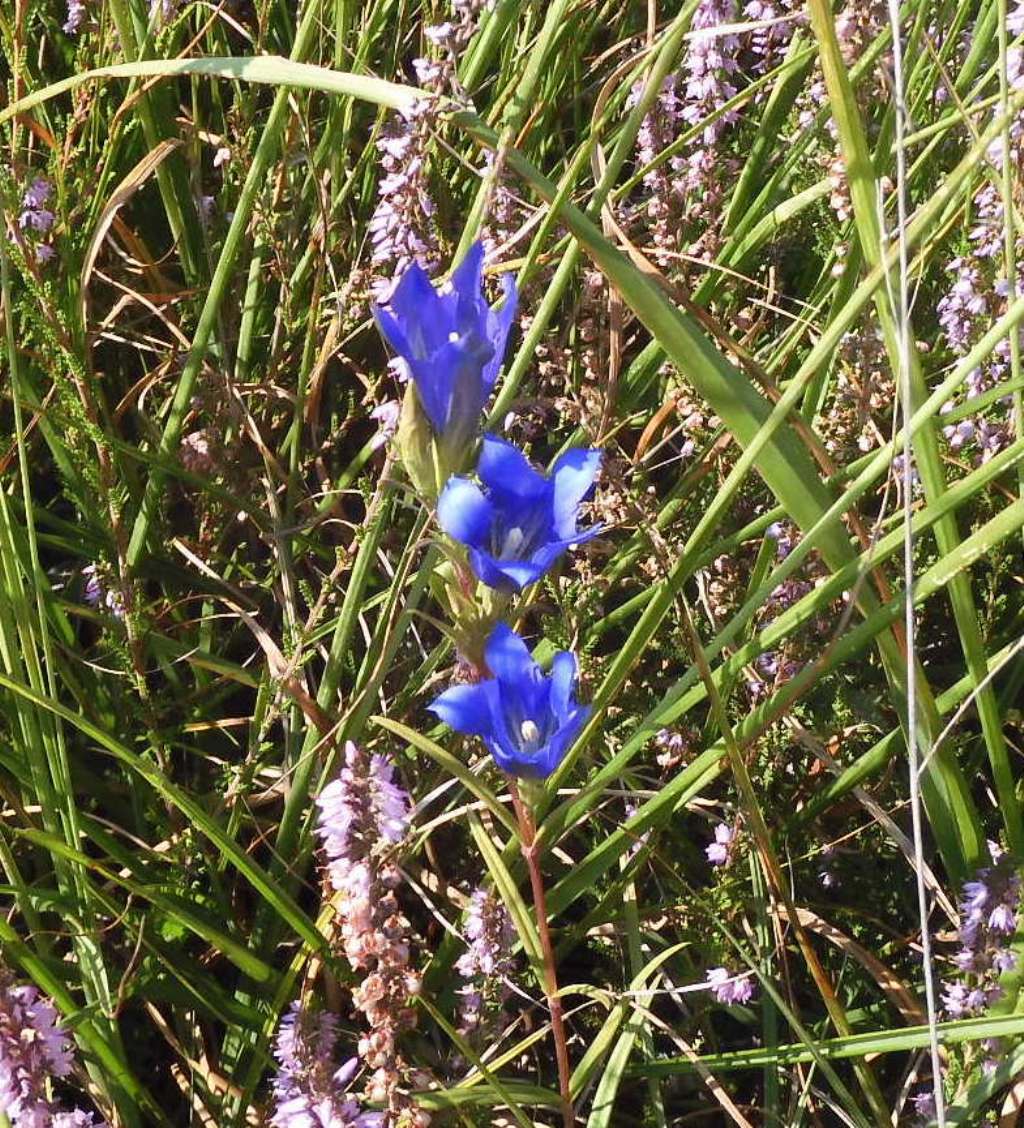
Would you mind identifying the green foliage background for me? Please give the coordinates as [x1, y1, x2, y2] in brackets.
[1, 0, 1024, 1123]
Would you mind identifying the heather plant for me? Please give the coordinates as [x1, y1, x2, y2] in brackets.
[3, 0, 1024, 1126]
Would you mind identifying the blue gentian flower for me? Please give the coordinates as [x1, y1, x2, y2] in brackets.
[429, 623, 590, 779]
[372, 242, 517, 449]
[436, 434, 602, 591]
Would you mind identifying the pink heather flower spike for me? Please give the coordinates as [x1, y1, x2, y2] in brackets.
[705, 823, 734, 866]
[456, 888, 515, 1038]
[940, 848, 1021, 1019]
[314, 744, 428, 1125]
[368, 0, 490, 287]
[19, 178, 56, 236]
[271, 1002, 380, 1128]
[63, 0, 86, 33]
[910, 1090, 937, 1122]
[22, 179, 52, 210]
[52, 1112, 106, 1127]
[370, 401, 400, 449]
[0, 970, 107, 1127]
[705, 967, 756, 1006]
[81, 564, 126, 620]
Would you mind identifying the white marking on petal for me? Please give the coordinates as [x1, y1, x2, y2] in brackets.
[519, 720, 541, 749]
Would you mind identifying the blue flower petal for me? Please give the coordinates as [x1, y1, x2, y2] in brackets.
[527, 540, 565, 573]
[483, 735, 522, 776]
[428, 682, 494, 735]
[484, 622, 536, 685]
[549, 651, 578, 718]
[387, 261, 446, 356]
[371, 302, 413, 364]
[550, 447, 602, 539]
[466, 547, 520, 592]
[537, 705, 590, 776]
[405, 353, 454, 433]
[371, 243, 513, 445]
[437, 478, 494, 548]
[408, 337, 492, 434]
[482, 273, 518, 389]
[477, 434, 549, 501]
[445, 337, 496, 441]
[533, 730, 571, 779]
[432, 624, 591, 780]
[451, 242, 486, 331]
[482, 681, 523, 773]
[469, 550, 552, 595]
[497, 559, 550, 589]
[543, 527, 603, 562]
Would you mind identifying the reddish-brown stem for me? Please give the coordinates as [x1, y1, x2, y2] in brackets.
[508, 778, 574, 1128]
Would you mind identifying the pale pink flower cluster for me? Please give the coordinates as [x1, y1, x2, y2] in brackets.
[934, 5, 1024, 465]
[63, 0, 86, 34]
[271, 1003, 381, 1128]
[705, 823, 735, 867]
[705, 967, 756, 1005]
[941, 842, 1020, 1021]
[369, 1, 491, 287]
[629, 0, 798, 266]
[456, 889, 514, 1037]
[315, 743, 429, 1127]
[0, 972, 106, 1128]
[180, 429, 217, 475]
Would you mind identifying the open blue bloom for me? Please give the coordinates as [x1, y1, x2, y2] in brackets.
[429, 623, 590, 778]
[437, 434, 602, 591]
[372, 241, 517, 447]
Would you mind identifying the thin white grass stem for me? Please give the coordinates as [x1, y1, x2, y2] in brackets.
[885, 0, 947, 1121]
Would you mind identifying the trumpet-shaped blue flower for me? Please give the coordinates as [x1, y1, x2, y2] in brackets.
[372, 242, 516, 448]
[429, 623, 590, 778]
[437, 435, 602, 591]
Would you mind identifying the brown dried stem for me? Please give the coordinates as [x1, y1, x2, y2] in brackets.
[507, 778, 574, 1128]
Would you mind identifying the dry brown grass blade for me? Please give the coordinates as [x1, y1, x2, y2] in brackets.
[80, 138, 183, 328]
[640, 1002, 756, 1127]
[109, 213, 181, 293]
[170, 537, 334, 736]
[1001, 1076, 1024, 1127]
[303, 311, 341, 426]
[0, 381, 58, 474]
[793, 907, 926, 1026]
[634, 389, 682, 461]
[147, 1004, 258, 1127]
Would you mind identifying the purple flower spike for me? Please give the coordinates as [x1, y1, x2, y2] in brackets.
[52, 1112, 105, 1127]
[437, 434, 601, 591]
[22, 179, 52, 210]
[315, 741, 409, 897]
[706, 967, 756, 1005]
[63, 0, 86, 32]
[940, 851, 1022, 1022]
[271, 1002, 377, 1128]
[457, 889, 514, 981]
[373, 242, 517, 450]
[911, 1090, 936, 1122]
[429, 623, 590, 779]
[705, 823, 734, 866]
[0, 973, 106, 1127]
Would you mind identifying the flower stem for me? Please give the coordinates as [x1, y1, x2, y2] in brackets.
[508, 779, 574, 1128]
